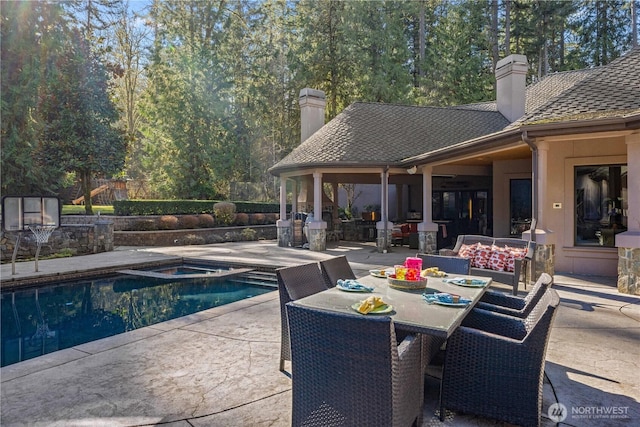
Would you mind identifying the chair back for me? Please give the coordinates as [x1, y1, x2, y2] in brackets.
[417, 254, 471, 275]
[523, 287, 560, 342]
[521, 272, 553, 310]
[319, 255, 356, 287]
[286, 303, 422, 427]
[276, 263, 328, 371]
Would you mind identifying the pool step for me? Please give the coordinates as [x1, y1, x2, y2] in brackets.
[232, 271, 278, 288]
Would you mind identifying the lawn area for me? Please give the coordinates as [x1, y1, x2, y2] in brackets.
[62, 205, 114, 215]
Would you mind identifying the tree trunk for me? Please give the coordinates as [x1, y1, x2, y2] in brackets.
[633, 0, 638, 48]
[419, 1, 425, 79]
[82, 170, 94, 215]
[504, 0, 511, 55]
[490, 0, 499, 93]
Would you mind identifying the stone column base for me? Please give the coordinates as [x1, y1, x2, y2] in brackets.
[376, 221, 393, 253]
[531, 243, 555, 284]
[419, 231, 437, 254]
[276, 220, 291, 247]
[307, 222, 327, 252]
[618, 247, 640, 295]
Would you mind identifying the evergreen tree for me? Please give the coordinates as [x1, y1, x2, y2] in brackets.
[37, 29, 125, 214]
[1, 1, 68, 196]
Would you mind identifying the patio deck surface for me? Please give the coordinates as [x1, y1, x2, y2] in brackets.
[1, 241, 639, 426]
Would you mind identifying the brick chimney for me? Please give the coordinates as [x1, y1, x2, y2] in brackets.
[299, 88, 326, 142]
[495, 54, 528, 122]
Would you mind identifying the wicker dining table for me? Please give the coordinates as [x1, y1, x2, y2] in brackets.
[291, 271, 492, 338]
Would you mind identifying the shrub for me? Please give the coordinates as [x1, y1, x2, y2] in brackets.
[197, 214, 215, 228]
[224, 231, 241, 242]
[132, 219, 157, 231]
[181, 234, 205, 245]
[179, 215, 199, 229]
[234, 212, 249, 226]
[249, 213, 266, 225]
[214, 202, 236, 226]
[241, 228, 258, 241]
[265, 213, 279, 224]
[205, 234, 225, 244]
[157, 215, 179, 230]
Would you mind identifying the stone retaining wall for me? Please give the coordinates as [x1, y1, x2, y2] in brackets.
[1, 222, 113, 262]
[114, 225, 277, 246]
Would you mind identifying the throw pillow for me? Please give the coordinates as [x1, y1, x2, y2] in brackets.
[504, 246, 527, 272]
[458, 243, 478, 259]
[472, 244, 492, 269]
[487, 245, 510, 271]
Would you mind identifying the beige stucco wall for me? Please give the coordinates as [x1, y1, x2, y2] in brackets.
[493, 158, 532, 238]
[541, 134, 627, 276]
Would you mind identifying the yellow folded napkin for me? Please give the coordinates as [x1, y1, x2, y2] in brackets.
[357, 295, 386, 314]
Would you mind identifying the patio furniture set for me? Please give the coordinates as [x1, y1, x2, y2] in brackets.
[277, 254, 558, 427]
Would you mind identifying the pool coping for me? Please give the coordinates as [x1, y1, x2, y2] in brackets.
[1, 257, 278, 291]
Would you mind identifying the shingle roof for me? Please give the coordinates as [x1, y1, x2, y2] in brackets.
[270, 48, 640, 175]
[517, 47, 640, 125]
[272, 103, 509, 171]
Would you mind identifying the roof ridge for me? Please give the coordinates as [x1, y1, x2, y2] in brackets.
[350, 101, 499, 114]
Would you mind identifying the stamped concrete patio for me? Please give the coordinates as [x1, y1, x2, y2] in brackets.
[1, 241, 638, 426]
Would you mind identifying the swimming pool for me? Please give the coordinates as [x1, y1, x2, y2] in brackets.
[0, 265, 276, 367]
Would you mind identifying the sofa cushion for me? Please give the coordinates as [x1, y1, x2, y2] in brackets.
[472, 244, 492, 269]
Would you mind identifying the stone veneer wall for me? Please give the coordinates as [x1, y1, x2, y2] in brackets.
[532, 243, 555, 284]
[114, 225, 277, 246]
[418, 231, 437, 255]
[1, 223, 112, 262]
[618, 247, 640, 295]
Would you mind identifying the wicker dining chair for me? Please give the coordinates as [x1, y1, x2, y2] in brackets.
[440, 288, 560, 427]
[286, 303, 424, 427]
[276, 263, 328, 372]
[477, 272, 553, 318]
[416, 254, 471, 275]
[319, 255, 356, 288]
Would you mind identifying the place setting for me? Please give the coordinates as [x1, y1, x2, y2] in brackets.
[351, 295, 393, 315]
[422, 292, 472, 307]
[336, 279, 374, 292]
[442, 277, 489, 287]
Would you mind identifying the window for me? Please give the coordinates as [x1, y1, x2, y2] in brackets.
[510, 179, 532, 236]
[575, 165, 627, 247]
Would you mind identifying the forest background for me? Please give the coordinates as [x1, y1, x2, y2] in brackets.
[2, 0, 638, 214]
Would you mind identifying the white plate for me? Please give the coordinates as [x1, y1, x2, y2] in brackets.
[444, 279, 487, 287]
[351, 302, 393, 314]
[369, 270, 387, 278]
[431, 300, 471, 307]
[337, 284, 373, 292]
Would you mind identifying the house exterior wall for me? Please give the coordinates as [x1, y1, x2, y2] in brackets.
[542, 134, 628, 276]
[493, 159, 532, 238]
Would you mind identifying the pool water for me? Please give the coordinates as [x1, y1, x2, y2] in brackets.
[0, 267, 276, 367]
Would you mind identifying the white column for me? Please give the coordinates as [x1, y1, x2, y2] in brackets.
[381, 170, 389, 223]
[291, 180, 298, 214]
[279, 178, 287, 220]
[523, 141, 556, 245]
[616, 133, 640, 247]
[419, 166, 438, 232]
[537, 141, 549, 229]
[313, 171, 322, 221]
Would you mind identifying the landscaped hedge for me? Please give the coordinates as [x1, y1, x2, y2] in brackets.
[113, 200, 290, 216]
